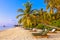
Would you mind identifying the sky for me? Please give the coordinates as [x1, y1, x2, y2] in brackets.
[0, 0, 46, 26]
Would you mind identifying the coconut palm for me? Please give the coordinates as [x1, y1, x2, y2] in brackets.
[44, 0, 55, 14]
[30, 9, 40, 27]
[44, 0, 60, 20]
[37, 8, 44, 23]
[44, 0, 56, 23]
[16, 1, 33, 28]
[37, 8, 49, 24]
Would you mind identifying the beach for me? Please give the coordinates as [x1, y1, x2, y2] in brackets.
[0, 27, 60, 40]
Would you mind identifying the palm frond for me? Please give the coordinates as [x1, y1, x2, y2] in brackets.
[31, 9, 39, 14]
[23, 1, 32, 7]
[44, 0, 50, 4]
[17, 9, 24, 12]
[16, 14, 24, 18]
[18, 18, 22, 24]
[18, 17, 25, 24]
[46, 5, 50, 10]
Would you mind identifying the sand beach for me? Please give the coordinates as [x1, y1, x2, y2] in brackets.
[0, 27, 60, 40]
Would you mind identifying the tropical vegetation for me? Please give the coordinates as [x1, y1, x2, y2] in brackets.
[16, 0, 60, 34]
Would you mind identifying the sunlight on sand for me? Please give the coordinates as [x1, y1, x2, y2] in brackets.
[0, 27, 60, 40]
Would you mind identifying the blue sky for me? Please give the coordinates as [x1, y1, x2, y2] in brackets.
[0, 0, 46, 26]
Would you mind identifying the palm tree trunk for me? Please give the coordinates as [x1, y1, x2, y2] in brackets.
[42, 23, 60, 30]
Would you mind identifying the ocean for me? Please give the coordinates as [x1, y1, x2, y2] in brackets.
[0, 25, 14, 30]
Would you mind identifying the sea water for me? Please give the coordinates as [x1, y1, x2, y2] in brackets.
[0, 25, 14, 30]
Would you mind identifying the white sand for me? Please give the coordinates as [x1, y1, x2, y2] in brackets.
[0, 27, 60, 40]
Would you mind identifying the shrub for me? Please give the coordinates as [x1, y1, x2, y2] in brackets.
[36, 24, 45, 29]
[51, 19, 60, 28]
[36, 24, 53, 31]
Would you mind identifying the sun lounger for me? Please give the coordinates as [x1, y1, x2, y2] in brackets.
[51, 29, 56, 32]
[30, 28, 37, 32]
[32, 29, 49, 38]
[49, 28, 56, 33]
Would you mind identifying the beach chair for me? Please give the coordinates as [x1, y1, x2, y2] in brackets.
[49, 28, 56, 33]
[32, 29, 49, 38]
[30, 28, 37, 32]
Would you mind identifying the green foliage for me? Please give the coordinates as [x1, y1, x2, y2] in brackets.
[36, 24, 49, 29]
[36, 24, 45, 29]
[51, 19, 60, 27]
[36, 24, 53, 31]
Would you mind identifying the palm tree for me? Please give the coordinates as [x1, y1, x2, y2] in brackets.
[44, 0, 57, 23]
[37, 8, 44, 23]
[37, 8, 49, 24]
[44, 0, 60, 20]
[44, 0, 55, 14]
[16, 1, 33, 28]
[30, 9, 39, 27]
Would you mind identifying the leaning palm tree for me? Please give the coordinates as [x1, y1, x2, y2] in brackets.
[16, 2, 33, 28]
